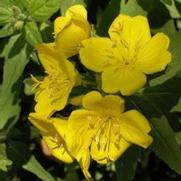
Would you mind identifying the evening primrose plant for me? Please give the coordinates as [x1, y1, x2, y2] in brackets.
[1, 1, 181, 181]
[27, 4, 173, 179]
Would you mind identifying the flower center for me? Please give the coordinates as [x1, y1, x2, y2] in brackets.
[89, 115, 122, 162]
[48, 72, 71, 100]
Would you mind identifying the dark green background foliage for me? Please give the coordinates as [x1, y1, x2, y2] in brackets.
[0, 0, 181, 180]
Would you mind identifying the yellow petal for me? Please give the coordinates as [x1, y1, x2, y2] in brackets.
[52, 118, 68, 138]
[136, 33, 171, 74]
[80, 37, 117, 72]
[82, 91, 125, 115]
[102, 67, 146, 95]
[119, 117, 153, 148]
[109, 14, 151, 48]
[43, 136, 73, 163]
[67, 110, 97, 156]
[55, 19, 90, 58]
[66, 5, 87, 19]
[36, 43, 65, 74]
[69, 95, 83, 106]
[122, 110, 151, 133]
[35, 44, 76, 116]
[34, 89, 55, 118]
[79, 150, 92, 179]
[34, 78, 72, 118]
[108, 138, 130, 161]
[54, 16, 71, 36]
[36, 43, 76, 77]
[91, 137, 130, 164]
[28, 112, 54, 134]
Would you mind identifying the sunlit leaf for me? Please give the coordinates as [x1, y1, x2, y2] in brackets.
[0, 34, 32, 130]
[0, 144, 12, 171]
[28, 0, 62, 21]
[25, 21, 42, 46]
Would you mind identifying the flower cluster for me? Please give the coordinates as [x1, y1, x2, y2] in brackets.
[28, 5, 171, 179]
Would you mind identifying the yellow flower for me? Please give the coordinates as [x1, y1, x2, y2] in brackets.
[54, 5, 91, 58]
[80, 15, 171, 95]
[33, 43, 77, 118]
[60, 91, 152, 178]
[28, 113, 73, 163]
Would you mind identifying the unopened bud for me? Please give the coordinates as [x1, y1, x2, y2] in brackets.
[14, 20, 24, 30]
[11, 5, 21, 18]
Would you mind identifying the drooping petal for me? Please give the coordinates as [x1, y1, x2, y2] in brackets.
[80, 37, 117, 72]
[66, 109, 99, 178]
[79, 150, 91, 179]
[34, 88, 56, 118]
[66, 110, 98, 157]
[43, 136, 73, 163]
[82, 91, 125, 115]
[102, 67, 146, 95]
[36, 43, 64, 73]
[36, 43, 76, 77]
[109, 15, 151, 49]
[119, 117, 153, 148]
[121, 110, 151, 133]
[28, 113, 73, 163]
[28, 112, 55, 134]
[35, 44, 76, 117]
[135, 33, 171, 74]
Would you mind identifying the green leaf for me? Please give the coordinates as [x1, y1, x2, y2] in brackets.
[25, 22, 42, 47]
[97, 0, 121, 36]
[116, 146, 140, 181]
[161, 0, 181, 18]
[162, 0, 172, 5]
[0, 23, 14, 38]
[150, 31, 181, 86]
[40, 22, 54, 43]
[11, 0, 30, 11]
[171, 97, 181, 112]
[0, 144, 12, 171]
[120, 0, 147, 16]
[60, 0, 85, 15]
[23, 78, 34, 96]
[0, 34, 32, 131]
[7, 141, 31, 167]
[28, 0, 62, 21]
[152, 20, 176, 37]
[23, 155, 55, 181]
[175, 132, 181, 145]
[128, 78, 181, 174]
[0, 5, 13, 25]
